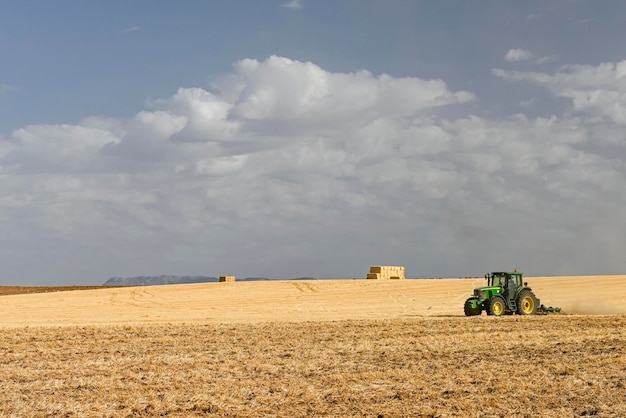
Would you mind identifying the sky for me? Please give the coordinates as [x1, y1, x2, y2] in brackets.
[1, 1, 626, 285]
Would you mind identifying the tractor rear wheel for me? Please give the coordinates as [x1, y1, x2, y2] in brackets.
[488, 296, 506, 316]
[517, 290, 538, 315]
[464, 298, 481, 316]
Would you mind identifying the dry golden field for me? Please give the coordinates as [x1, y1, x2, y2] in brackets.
[0, 276, 625, 417]
[0, 286, 114, 297]
[1, 275, 625, 327]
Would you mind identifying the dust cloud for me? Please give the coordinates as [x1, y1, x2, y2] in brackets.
[565, 301, 626, 315]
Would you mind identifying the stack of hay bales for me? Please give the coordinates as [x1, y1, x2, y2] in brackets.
[219, 276, 236, 282]
[366, 266, 405, 280]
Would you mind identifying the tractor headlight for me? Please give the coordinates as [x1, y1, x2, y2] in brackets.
[474, 290, 486, 300]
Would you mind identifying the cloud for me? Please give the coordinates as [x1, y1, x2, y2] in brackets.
[492, 68, 552, 83]
[123, 26, 141, 32]
[494, 60, 626, 125]
[1, 56, 626, 283]
[505, 48, 534, 62]
[281, 0, 302, 10]
[3, 124, 119, 173]
[504, 49, 555, 64]
[226, 56, 473, 124]
[534, 55, 557, 64]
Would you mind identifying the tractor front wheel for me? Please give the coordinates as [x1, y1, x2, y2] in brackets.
[517, 290, 538, 315]
[488, 296, 506, 316]
[464, 298, 482, 316]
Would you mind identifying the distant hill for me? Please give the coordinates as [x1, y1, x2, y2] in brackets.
[102, 275, 317, 286]
[102, 275, 217, 286]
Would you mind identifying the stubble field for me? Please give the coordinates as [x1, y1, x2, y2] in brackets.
[0, 276, 625, 417]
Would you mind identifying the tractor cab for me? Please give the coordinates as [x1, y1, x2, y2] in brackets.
[487, 271, 518, 287]
[464, 270, 539, 316]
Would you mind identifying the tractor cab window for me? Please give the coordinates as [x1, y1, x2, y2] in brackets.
[491, 275, 505, 287]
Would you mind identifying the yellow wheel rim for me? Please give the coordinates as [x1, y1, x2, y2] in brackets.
[521, 296, 534, 314]
[493, 301, 503, 315]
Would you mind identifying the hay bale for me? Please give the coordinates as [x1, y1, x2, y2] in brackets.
[366, 266, 406, 280]
[219, 276, 236, 282]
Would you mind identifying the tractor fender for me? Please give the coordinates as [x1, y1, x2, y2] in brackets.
[514, 286, 533, 300]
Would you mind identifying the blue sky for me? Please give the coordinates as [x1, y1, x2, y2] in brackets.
[6, 1, 625, 131]
[1, 1, 626, 284]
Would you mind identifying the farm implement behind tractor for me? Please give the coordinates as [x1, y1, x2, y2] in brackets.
[464, 271, 561, 316]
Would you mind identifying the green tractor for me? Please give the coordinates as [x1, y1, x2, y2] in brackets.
[464, 271, 540, 316]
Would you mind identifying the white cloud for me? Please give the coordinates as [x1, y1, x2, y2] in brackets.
[492, 68, 553, 84]
[1, 56, 626, 283]
[494, 60, 626, 125]
[505, 48, 534, 62]
[3, 124, 119, 173]
[535, 55, 557, 64]
[281, 0, 302, 10]
[153, 88, 238, 143]
[229, 56, 473, 124]
[504, 49, 555, 64]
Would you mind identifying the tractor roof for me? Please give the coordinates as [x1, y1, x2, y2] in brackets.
[491, 271, 523, 275]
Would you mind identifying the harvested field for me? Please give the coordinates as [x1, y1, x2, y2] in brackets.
[0, 276, 625, 327]
[0, 276, 625, 416]
[0, 286, 108, 297]
[0, 317, 624, 417]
